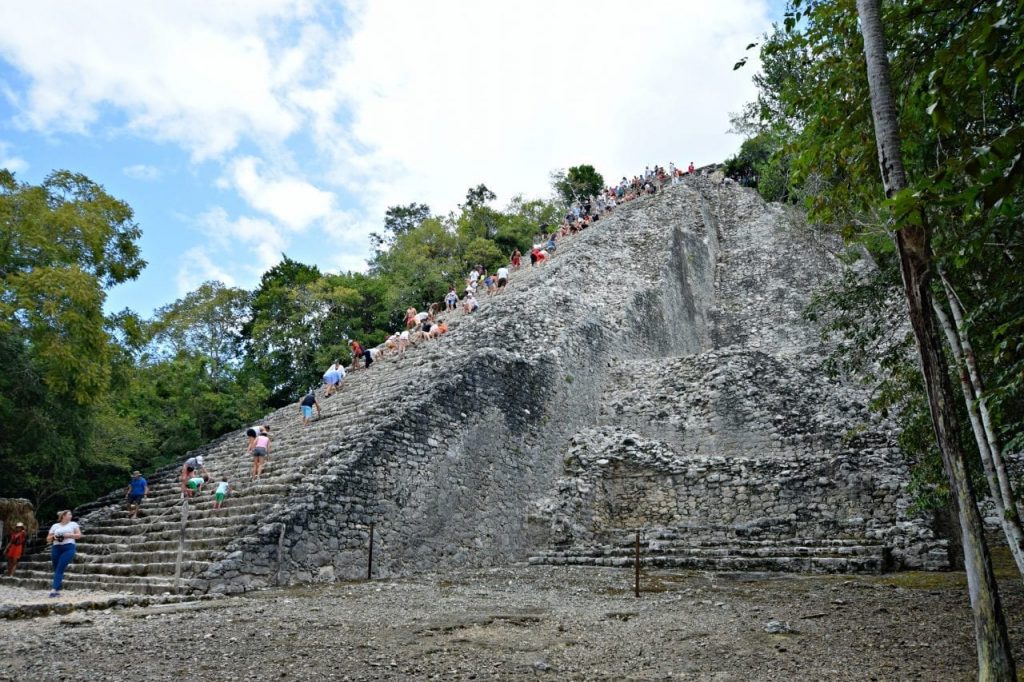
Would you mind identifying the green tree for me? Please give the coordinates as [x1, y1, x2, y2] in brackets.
[147, 281, 251, 378]
[742, 0, 1024, 525]
[376, 217, 463, 313]
[737, 0, 1024, 674]
[723, 133, 790, 201]
[0, 170, 145, 403]
[0, 170, 146, 514]
[463, 237, 505, 273]
[121, 353, 269, 469]
[551, 165, 604, 205]
[462, 183, 496, 210]
[856, 0, 1014, 672]
[495, 195, 561, 253]
[456, 204, 503, 243]
[369, 202, 432, 253]
[242, 256, 323, 405]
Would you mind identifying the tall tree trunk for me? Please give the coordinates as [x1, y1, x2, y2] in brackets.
[933, 295, 1024, 578]
[941, 270, 1024, 543]
[855, 1, 1017, 678]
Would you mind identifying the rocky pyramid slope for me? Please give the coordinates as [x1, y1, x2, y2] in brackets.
[10, 178, 947, 595]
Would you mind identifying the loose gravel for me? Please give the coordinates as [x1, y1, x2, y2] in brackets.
[2, 565, 1023, 680]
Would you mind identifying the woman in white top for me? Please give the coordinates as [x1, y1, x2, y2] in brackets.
[47, 510, 82, 597]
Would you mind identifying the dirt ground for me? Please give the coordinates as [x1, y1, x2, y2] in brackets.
[2, 564, 1023, 681]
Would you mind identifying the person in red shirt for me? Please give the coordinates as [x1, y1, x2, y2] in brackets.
[4, 522, 26, 577]
[349, 339, 374, 369]
[688, 161, 696, 174]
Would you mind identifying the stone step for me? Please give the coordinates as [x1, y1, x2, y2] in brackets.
[10, 566, 204, 587]
[74, 526, 241, 546]
[82, 509, 263, 532]
[20, 547, 222, 565]
[534, 542, 884, 560]
[114, 488, 303, 513]
[70, 537, 230, 555]
[597, 524, 878, 545]
[14, 557, 213, 578]
[6, 573, 196, 595]
[92, 503, 276, 530]
[529, 553, 885, 573]
[601, 533, 879, 549]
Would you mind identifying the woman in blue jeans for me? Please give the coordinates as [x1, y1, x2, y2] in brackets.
[46, 510, 82, 598]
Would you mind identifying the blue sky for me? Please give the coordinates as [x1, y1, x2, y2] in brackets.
[0, 1, 782, 318]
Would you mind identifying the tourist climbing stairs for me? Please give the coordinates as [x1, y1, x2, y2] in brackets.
[6, 356, 424, 595]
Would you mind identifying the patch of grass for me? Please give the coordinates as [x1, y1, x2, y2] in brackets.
[876, 571, 966, 590]
[989, 545, 1019, 581]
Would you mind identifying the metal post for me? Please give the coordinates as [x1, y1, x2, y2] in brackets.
[634, 529, 641, 598]
[173, 500, 189, 593]
[367, 522, 375, 580]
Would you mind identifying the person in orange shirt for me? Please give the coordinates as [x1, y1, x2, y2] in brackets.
[430, 319, 449, 338]
[4, 522, 26, 577]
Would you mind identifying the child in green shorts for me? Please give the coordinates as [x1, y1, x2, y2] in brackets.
[214, 478, 230, 509]
[186, 474, 209, 498]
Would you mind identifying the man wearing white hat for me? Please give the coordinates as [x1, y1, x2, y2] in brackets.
[180, 455, 206, 495]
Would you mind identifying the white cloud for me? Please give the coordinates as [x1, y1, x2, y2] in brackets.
[226, 156, 336, 231]
[0, 0, 324, 160]
[197, 206, 287, 270]
[0, 141, 28, 173]
[176, 246, 238, 295]
[175, 206, 291, 295]
[0, 0, 773, 300]
[123, 163, 161, 180]
[321, 0, 770, 218]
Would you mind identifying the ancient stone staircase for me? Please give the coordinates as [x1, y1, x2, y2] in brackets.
[10, 414, 325, 593]
[7, 353, 438, 594]
[6, 263, 551, 595]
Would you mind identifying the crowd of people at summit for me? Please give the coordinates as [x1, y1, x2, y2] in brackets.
[321, 160, 701, 387]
